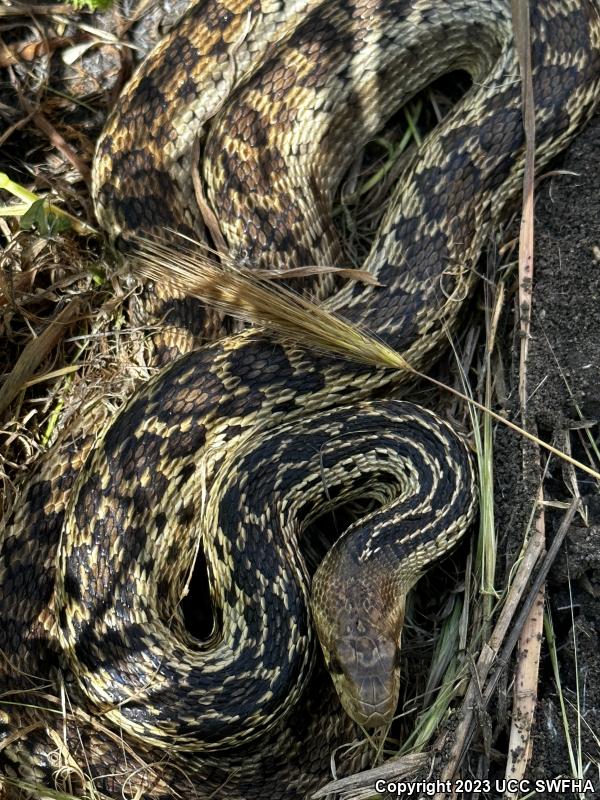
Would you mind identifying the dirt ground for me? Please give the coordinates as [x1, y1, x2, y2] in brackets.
[1, 4, 599, 798]
[495, 112, 600, 793]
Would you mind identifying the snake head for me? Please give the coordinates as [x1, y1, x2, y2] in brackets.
[312, 574, 406, 729]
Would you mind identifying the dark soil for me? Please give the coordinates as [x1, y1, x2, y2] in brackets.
[494, 112, 600, 795]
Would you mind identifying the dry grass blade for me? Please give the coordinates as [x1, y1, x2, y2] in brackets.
[508, 1, 544, 786]
[134, 235, 600, 482]
[483, 499, 580, 703]
[0, 3, 76, 14]
[504, 437, 545, 797]
[433, 498, 580, 796]
[254, 265, 381, 285]
[511, 0, 536, 416]
[504, 584, 545, 795]
[191, 136, 226, 254]
[0, 299, 81, 417]
[312, 752, 429, 799]
[133, 236, 414, 372]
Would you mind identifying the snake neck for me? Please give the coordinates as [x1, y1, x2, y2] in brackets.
[311, 404, 476, 727]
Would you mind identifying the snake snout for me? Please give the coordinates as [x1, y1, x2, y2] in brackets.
[332, 635, 400, 728]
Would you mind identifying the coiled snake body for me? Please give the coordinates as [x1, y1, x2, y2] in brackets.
[1, 1, 599, 798]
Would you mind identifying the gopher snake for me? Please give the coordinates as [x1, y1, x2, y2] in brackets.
[1, 0, 600, 798]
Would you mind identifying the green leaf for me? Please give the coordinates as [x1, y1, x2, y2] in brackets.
[20, 198, 72, 236]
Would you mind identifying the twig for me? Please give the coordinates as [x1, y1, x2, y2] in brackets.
[0, 35, 83, 68]
[483, 498, 579, 701]
[504, 555, 544, 793]
[434, 498, 579, 795]
[512, 0, 536, 416]
[312, 752, 429, 799]
[0, 3, 76, 14]
[506, 3, 544, 789]
[28, 108, 92, 187]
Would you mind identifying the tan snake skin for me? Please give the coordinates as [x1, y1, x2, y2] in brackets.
[1, 1, 599, 798]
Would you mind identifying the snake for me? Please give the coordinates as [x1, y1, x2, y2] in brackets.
[1, 0, 599, 798]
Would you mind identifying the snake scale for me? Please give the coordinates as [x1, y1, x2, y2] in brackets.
[1, 0, 600, 798]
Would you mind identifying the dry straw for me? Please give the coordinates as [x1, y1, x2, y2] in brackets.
[133, 235, 600, 483]
[134, 235, 413, 372]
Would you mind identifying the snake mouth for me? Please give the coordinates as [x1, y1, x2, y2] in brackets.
[338, 675, 398, 728]
[321, 627, 403, 729]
